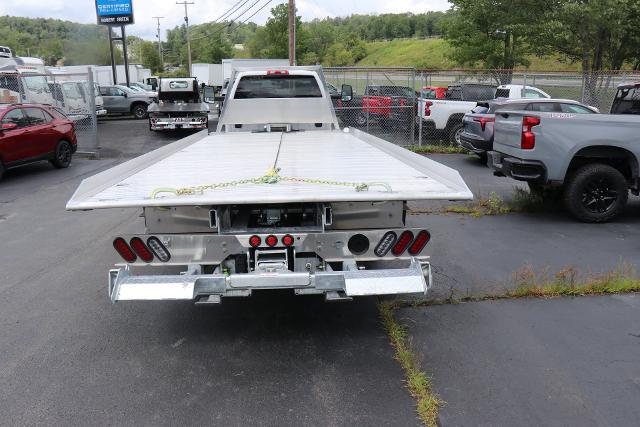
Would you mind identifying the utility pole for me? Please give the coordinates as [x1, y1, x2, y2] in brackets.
[176, 1, 194, 75]
[288, 0, 296, 66]
[153, 16, 164, 69]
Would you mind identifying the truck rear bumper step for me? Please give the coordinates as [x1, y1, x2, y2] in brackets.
[108, 259, 431, 303]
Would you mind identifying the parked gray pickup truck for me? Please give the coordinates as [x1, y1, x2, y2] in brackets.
[489, 111, 640, 222]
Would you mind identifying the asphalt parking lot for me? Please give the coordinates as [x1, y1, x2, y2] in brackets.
[1, 118, 638, 425]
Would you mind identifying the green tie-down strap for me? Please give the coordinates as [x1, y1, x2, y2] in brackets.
[149, 168, 392, 199]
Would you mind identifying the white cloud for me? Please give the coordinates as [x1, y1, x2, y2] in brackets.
[0, 0, 450, 40]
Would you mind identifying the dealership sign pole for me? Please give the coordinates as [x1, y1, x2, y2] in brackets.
[95, 0, 134, 86]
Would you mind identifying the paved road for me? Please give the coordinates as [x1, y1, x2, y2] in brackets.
[402, 294, 640, 426]
[1, 120, 638, 425]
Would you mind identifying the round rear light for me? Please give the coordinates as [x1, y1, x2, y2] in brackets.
[266, 235, 278, 247]
[249, 235, 261, 248]
[282, 235, 294, 246]
[348, 234, 370, 255]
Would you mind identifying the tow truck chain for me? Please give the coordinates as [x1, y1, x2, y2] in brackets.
[150, 168, 392, 199]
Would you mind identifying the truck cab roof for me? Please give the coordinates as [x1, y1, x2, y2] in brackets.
[217, 67, 339, 133]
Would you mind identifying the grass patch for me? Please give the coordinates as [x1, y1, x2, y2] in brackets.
[410, 192, 512, 217]
[506, 262, 640, 298]
[379, 301, 442, 427]
[408, 145, 468, 154]
[410, 187, 562, 217]
[400, 262, 640, 308]
[353, 38, 582, 71]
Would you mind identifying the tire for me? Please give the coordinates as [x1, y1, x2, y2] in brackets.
[0, 160, 4, 181]
[528, 182, 562, 202]
[563, 163, 628, 223]
[132, 103, 148, 120]
[448, 123, 463, 146]
[477, 152, 488, 163]
[50, 140, 73, 169]
[355, 111, 368, 127]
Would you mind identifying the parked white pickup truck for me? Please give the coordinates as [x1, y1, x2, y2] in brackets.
[67, 66, 472, 304]
[418, 84, 550, 144]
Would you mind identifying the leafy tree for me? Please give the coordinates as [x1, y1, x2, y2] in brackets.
[324, 43, 353, 66]
[140, 41, 162, 73]
[250, 4, 308, 60]
[445, 1, 544, 83]
[531, 0, 640, 106]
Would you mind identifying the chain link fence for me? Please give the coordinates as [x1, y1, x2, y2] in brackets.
[325, 67, 640, 147]
[0, 70, 99, 154]
[324, 67, 418, 146]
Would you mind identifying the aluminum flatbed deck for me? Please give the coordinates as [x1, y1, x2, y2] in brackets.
[67, 129, 472, 211]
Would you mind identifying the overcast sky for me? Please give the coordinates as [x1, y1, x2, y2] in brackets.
[0, 0, 450, 40]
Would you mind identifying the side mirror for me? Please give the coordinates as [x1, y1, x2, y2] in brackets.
[341, 84, 353, 102]
[123, 93, 128, 98]
[1, 122, 17, 131]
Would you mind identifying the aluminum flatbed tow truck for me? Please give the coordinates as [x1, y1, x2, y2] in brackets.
[67, 67, 472, 304]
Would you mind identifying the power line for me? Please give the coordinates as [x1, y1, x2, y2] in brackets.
[189, 0, 265, 42]
[239, 0, 273, 24]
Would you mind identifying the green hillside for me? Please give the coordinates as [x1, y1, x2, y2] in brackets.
[356, 38, 581, 71]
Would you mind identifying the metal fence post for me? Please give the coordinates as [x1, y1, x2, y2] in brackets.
[365, 70, 370, 134]
[411, 68, 416, 145]
[87, 67, 99, 158]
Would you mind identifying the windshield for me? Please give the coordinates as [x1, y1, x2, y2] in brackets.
[62, 83, 83, 100]
[234, 75, 323, 99]
[116, 85, 135, 94]
[611, 87, 640, 114]
[23, 75, 51, 93]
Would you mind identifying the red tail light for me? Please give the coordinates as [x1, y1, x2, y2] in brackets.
[113, 237, 137, 263]
[392, 231, 414, 256]
[265, 235, 278, 247]
[408, 230, 431, 255]
[521, 116, 540, 150]
[249, 235, 261, 248]
[282, 235, 294, 246]
[473, 116, 495, 131]
[129, 237, 154, 263]
[399, 99, 407, 107]
[337, 99, 343, 108]
[424, 101, 432, 116]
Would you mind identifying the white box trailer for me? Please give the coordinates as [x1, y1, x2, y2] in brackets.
[193, 63, 225, 88]
[67, 66, 472, 304]
[222, 58, 289, 81]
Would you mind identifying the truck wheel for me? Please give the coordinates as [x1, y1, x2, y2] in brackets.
[448, 123, 463, 146]
[132, 104, 148, 120]
[355, 112, 368, 127]
[0, 160, 4, 181]
[50, 140, 73, 169]
[563, 164, 628, 223]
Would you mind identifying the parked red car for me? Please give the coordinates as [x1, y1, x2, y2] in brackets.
[0, 103, 77, 180]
